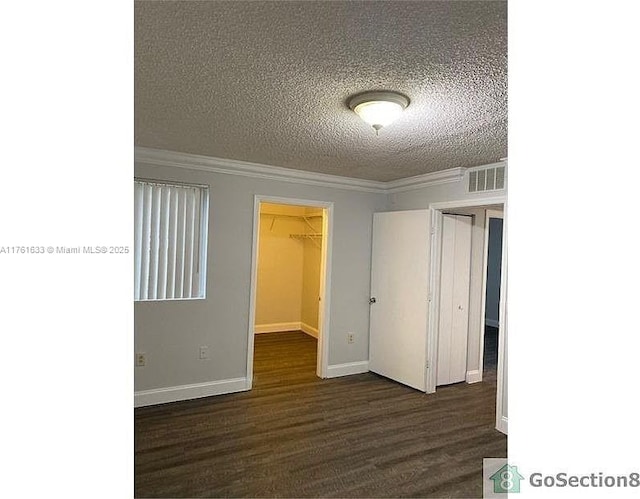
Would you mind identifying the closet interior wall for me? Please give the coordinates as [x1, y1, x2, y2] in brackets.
[255, 203, 323, 337]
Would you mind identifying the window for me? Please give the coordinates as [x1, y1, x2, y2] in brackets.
[134, 179, 209, 301]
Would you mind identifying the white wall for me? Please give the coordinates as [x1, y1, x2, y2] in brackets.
[134, 161, 385, 397]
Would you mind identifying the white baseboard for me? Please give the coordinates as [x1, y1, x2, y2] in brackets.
[496, 415, 508, 435]
[135, 377, 248, 407]
[254, 322, 301, 334]
[326, 361, 369, 378]
[300, 322, 318, 338]
[466, 369, 482, 383]
[485, 318, 500, 328]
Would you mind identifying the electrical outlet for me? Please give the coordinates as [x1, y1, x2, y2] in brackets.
[347, 332, 355, 344]
[199, 346, 209, 360]
[135, 353, 146, 367]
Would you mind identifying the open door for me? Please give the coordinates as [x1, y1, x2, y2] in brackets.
[369, 210, 430, 391]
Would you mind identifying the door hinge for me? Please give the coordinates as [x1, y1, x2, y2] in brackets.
[430, 226, 436, 235]
[428, 292, 432, 302]
[426, 361, 430, 369]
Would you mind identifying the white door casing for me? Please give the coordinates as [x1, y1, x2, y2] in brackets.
[495, 208, 508, 434]
[246, 195, 333, 388]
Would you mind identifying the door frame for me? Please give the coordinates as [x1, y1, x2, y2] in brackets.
[426, 196, 507, 434]
[246, 195, 334, 387]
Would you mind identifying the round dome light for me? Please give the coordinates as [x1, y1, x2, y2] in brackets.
[348, 91, 410, 134]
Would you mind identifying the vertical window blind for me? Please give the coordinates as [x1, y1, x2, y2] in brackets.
[134, 180, 209, 301]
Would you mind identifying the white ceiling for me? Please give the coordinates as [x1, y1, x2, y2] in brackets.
[135, 1, 507, 182]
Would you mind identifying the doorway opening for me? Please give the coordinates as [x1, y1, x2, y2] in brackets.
[426, 198, 507, 433]
[481, 210, 504, 383]
[246, 196, 333, 389]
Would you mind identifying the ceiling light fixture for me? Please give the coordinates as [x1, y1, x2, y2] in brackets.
[348, 91, 410, 135]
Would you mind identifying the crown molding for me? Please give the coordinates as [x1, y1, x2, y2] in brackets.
[385, 167, 466, 193]
[134, 147, 473, 194]
[134, 147, 385, 193]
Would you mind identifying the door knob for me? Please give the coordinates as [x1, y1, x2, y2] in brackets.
[369, 297, 377, 304]
[458, 305, 464, 310]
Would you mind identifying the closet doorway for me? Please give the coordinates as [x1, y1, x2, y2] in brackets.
[246, 196, 333, 388]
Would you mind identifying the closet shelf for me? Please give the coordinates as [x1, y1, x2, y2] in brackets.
[290, 233, 322, 248]
[262, 213, 323, 219]
[265, 213, 322, 232]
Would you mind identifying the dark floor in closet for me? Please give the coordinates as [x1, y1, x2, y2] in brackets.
[135, 330, 506, 498]
[483, 326, 499, 375]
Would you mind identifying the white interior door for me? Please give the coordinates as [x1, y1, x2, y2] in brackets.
[436, 214, 473, 386]
[369, 210, 430, 391]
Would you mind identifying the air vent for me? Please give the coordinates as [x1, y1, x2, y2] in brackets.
[467, 165, 506, 193]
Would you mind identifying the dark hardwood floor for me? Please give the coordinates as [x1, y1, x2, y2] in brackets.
[483, 326, 499, 375]
[135, 331, 506, 498]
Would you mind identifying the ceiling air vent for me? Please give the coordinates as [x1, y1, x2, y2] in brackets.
[467, 165, 506, 193]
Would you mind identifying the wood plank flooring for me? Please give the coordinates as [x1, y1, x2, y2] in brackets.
[135, 331, 506, 498]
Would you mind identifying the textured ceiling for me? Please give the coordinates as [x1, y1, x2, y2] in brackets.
[135, 1, 507, 182]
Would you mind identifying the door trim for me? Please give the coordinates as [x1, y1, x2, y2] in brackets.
[495, 212, 508, 434]
[246, 195, 334, 387]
